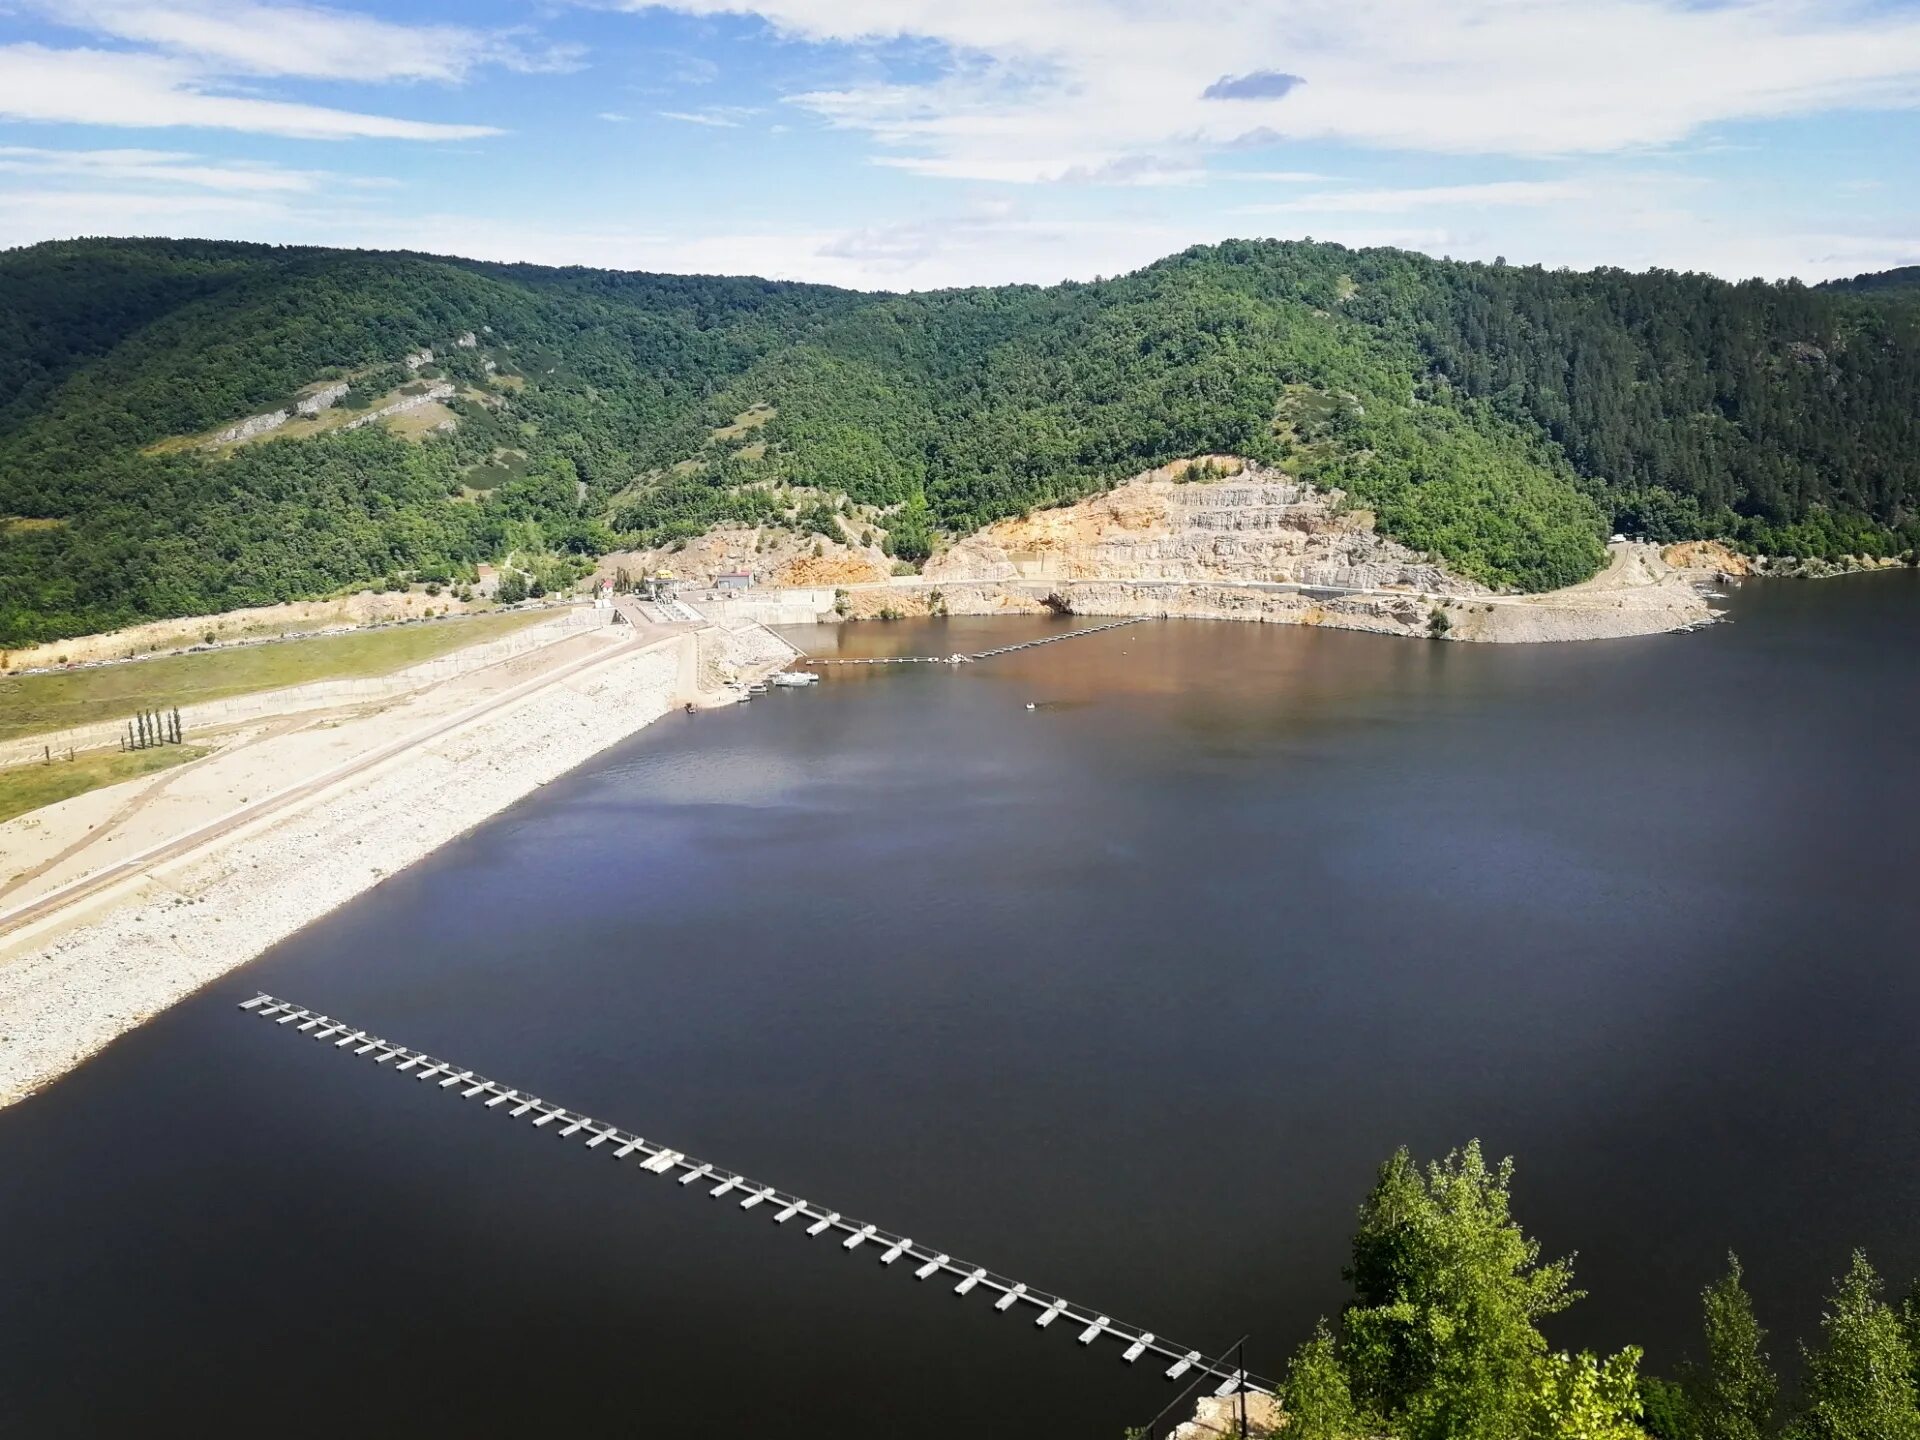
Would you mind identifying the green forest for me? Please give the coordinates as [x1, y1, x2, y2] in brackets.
[3, 237, 1917, 647]
[1200, 1142, 1920, 1440]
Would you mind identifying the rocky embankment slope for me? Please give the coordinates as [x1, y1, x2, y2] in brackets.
[926, 460, 1475, 594]
[584, 458, 1716, 643]
[868, 460, 1717, 642]
[0, 619, 789, 1107]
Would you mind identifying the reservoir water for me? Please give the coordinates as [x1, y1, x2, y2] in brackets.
[3, 574, 1918, 1436]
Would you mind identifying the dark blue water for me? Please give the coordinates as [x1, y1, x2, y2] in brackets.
[3, 575, 1918, 1437]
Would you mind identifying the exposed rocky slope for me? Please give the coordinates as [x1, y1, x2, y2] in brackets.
[594, 526, 893, 590]
[830, 459, 1719, 642]
[925, 459, 1481, 595]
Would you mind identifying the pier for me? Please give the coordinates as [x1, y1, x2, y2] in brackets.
[238, 991, 1273, 1399]
[801, 616, 1148, 665]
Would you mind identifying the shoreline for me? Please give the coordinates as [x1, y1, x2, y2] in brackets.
[0, 540, 1744, 1109]
[701, 541, 1725, 645]
[0, 620, 788, 1109]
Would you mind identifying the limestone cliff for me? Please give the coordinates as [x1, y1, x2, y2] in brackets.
[209, 409, 289, 446]
[343, 382, 456, 431]
[295, 381, 350, 417]
[924, 460, 1482, 596]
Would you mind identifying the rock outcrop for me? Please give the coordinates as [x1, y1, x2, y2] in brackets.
[208, 410, 288, 446]
[925, 461, 1482, 596]
[595, 526, 893, 590]
[295, 381, 349, 417]
[343, 382, 456, 431]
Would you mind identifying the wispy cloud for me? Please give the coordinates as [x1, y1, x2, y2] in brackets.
[0, 44, 501, 140]
[1240, 180, 1589, 214]
[635, 0, 1920, 183]
[0, 144, 337, 192]
[32, 0, 580, 83]
[1054, 154, 1205, 186]
[656, 105, 759, 127]
[1221, 170, 1337, 183]
[0, 0, 541, 143]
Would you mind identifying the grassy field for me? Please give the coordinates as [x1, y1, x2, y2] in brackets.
[0, 746, 207, 825]
[0, 610, 549, 742]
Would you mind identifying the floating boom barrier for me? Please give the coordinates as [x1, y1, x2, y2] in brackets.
[238, 991, 1271, 1398]
[800, 616, 1148, 665]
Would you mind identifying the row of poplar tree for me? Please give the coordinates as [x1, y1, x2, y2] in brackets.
[122, 708, 183, 751]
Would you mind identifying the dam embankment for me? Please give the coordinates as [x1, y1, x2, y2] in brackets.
[0, 619, 787, 1107]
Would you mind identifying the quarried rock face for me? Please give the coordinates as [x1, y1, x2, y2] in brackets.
[925, 461, 1482, 596]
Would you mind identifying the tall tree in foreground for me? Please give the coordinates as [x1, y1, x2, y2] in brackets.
[1788, 1251, 1920, 1440]
[1338, 1141, 1633, 1440]
[1903, 1285, 1920, 1396]
[1281, 1319, 1362, 1439]
[1687, 1255, 1778, 1440]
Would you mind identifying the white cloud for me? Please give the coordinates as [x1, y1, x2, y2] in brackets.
[6, 176, 1917, 290]
[0, 187, 291, 249]
[633, 0, 1920, 180]
[1225, 171, 1338, 184]
[1240, 180, 1590, 214]
[656, 106, 760, 127]
[32, 0, 579, 83]
[0, 145, 335, 192]
[0, 44, 502, 140]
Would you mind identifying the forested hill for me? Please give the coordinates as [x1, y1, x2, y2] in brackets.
[3, 237, 1917, 648]
[1818, 266, 1920, 296]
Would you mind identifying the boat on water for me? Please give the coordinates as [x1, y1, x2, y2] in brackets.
[771, 671, 820, 687]
[747, 682, 768, 695]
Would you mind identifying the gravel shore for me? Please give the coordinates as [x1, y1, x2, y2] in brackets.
[0, 626, 779, 1108]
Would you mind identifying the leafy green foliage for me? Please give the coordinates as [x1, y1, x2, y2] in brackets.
[1642, 1375, 1700, 1440]
[1787, 1253, 1920, 1440]
[1153, 1150, 1920, 1440]
[1282, 1320, 1363, 1439]
[1529, 1348, 1647, 1440]
[1340, 1142, 1581, 1440]
[1415, 258, 1920, 558]
[1687, 1256, 1779, 1440]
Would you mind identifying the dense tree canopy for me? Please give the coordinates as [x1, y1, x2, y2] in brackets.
[4, 237, 1917, 646]
[1266, 1148, 1920, 1440]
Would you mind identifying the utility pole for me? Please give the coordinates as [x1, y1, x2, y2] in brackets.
[1237, 1337, 1248, 1439]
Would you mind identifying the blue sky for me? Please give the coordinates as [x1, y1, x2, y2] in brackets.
[1, 0, 1917, 288]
